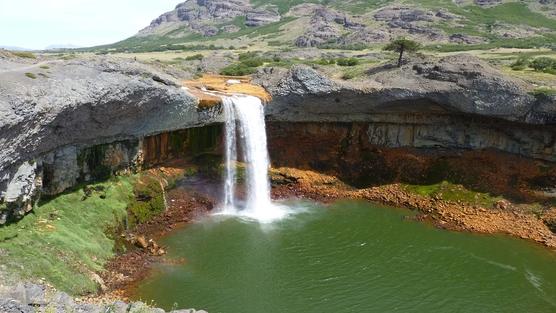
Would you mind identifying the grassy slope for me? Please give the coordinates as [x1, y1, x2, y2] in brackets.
[0, 177, 134, 294]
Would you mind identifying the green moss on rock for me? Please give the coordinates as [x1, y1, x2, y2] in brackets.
[403, 181, 503, 208]
[127, 175, 165, 226]
[0, 176, 134, 294]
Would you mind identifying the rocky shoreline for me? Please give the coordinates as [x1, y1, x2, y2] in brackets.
[270, 167, 556, 248]
[0, 282, 208, 313]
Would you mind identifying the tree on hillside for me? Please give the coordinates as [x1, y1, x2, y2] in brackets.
[383, 37, 421, 67]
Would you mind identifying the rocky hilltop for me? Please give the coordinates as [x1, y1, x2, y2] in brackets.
[139, 0, 280, 37]
[104, 0, 556, 53]
[0, 51, 554, 225]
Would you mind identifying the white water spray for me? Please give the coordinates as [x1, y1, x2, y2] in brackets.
[219, 95, 288, 223]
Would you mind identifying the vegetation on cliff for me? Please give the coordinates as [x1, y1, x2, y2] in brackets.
[0, 170, 173, 294]
[0, 177, 133, 294]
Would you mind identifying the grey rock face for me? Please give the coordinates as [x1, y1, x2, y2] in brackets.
[245, 8, 281, 27]
[374, 7, 436, 22]
[294, 7, 345, 47]
[256, 55, 556, 161]
[0, 299, 33, 313]
[0, 56, 223, 222]
[257, 65, 339, 96]
[449, 33, 487, 44]
[0, 283, 207, 313]
[139, 0, 282, 37]
[474, 0, 502, 6]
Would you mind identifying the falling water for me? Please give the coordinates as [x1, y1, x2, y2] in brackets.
[220, 95, 288, 222]
[222, 97, 237, 210]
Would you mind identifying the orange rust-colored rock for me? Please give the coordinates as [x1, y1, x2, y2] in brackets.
[183, 74, 271, 108]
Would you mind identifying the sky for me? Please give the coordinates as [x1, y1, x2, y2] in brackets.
[0, 0, 181, 50]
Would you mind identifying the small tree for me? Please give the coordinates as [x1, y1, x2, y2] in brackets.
[383, 37, 421, 67]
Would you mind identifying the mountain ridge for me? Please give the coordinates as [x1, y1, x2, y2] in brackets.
[96, 0, 556, 53]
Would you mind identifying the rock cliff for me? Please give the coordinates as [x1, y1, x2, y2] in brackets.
[255, 55, 556, 163]
[0, 56, 221, 223]
[0, 53, 554, 223]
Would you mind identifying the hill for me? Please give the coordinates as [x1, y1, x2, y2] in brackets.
[93, 0, 556, 53]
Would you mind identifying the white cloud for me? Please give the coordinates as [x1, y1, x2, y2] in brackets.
[0, 0, 180, 49]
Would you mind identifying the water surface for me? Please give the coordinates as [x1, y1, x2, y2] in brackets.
[133, 201, 556, 313]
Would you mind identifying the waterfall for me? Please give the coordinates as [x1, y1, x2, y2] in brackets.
[219, 95, 288, 222]
[222, 96, 237, 210]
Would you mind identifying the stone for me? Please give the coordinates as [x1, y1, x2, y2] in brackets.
[109, 301, 129, 313]
[73, 303, 103, 313]
[3, 283, 26, 304]
[0, 299, 33, 313]
[51, 291, 75, 310]
[136, 235, 149, 249]
[24, 283, 46, 306]
[128, 301, 150, 313]
[221, 24, 240, 33]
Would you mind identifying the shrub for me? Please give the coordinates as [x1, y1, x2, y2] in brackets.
[12, 51, 36, 59]
[24, 72, 37, 79]
[510, 55, 529, 70]
[529, 57, 556, 72]
[315, 58, 336, 65]
[336, 57, 360, 66]
[39, 65, 50, 69]
[185, 53, 204, 61]
[241, 57, 265, 67]
[341, 71, 357, 80]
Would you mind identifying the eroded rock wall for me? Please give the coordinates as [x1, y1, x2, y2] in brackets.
[267, 121, 556, 201]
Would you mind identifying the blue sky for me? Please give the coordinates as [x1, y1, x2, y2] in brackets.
[0, 0, 180, 49]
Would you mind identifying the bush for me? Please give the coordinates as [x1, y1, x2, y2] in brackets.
[241, 57, 265, 67]
[510, 55, 529, 70]
[12, 51, 36, 59]
[220, 52, 271, 76]
[529, 57, 556, 72]
[336, 57, 360, 66]
[24, 72, 37, 79]
[341, 71, 357, 80]
[220, 63, 257, 76]
[185, 53, 204, 61]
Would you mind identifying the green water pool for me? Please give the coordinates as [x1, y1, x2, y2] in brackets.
[132, 200, 556, 313]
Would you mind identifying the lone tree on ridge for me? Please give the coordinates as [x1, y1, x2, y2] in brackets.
[383, 37, 421, 67]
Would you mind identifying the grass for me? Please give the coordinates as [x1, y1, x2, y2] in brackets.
[403, 181, 503, 208]
[0, 176, 135, 294]
[24, 72, 37, 79]
[11, 51, 36, 59]
[530, 87, 556, 97]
